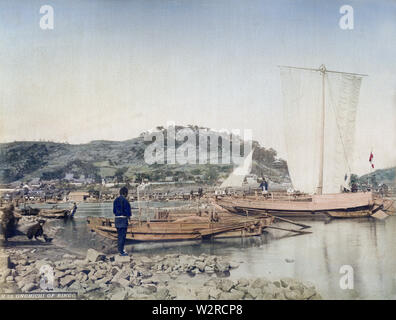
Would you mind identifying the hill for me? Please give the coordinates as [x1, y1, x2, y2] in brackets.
[359, 167, 396, 187]
[0, 125, 290, 185]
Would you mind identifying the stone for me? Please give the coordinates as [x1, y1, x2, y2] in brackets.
[280, 277, 294, 288]
[208, 287, 222, 299]
[284, 290, 301, 300]
[110, 289, 127, 300]
[115, 255, 131, 264]
[22, 283, 37, 292]
[56, 264, 76, 272]
[259, 292, 274, 300]
[95, 269, 108, 279]
[203, 278, 217, 287]
[250, 278, 271, 289]
[273, 288, 287, 300]
[17, 273, 37, 289]
[302, 287, 318, 300]
[0, 254, 11, 270]
[116, 278, 130, 287]
[35, 260, 51, 271]
[1, 268, 11, 278]
[215, 262, 230, 272]
[154, 287, 170, 300]
[204, 266, 214, 273]
[69, 281, 82, 291]
[97, 276, 112, 285]
[74, 259, 87, 266]
[309, 293, 322, 300]
[136, 285, 156, 295]
[55, 271, 66, 278]
[191, 268, 200, 274]
[63, 254, 76, 259]
[234, 285, 249, 294]
[236, 278, 249, 287]
[196, 261, 206, 272]
[217, 279, 234, 292]
[229, 289, 244, 300]
[290, 283, 305, 295]
[247, 286, 261, 299]
[86, 249, 106, 263]
[196, 291, 210, 300]
[219, 292, 235, 300]
[60, 275, 75, 287]
[19, 259, 28, 266]
[76, 272, 88, 283]
[76, 267, 90, 275]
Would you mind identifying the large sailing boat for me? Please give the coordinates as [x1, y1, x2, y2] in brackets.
[216, 65, 393, 218]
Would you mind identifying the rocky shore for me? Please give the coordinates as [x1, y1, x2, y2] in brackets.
[0, 247, 322, 300]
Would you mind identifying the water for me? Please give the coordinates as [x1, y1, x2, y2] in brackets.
[29, 201, 396, 299]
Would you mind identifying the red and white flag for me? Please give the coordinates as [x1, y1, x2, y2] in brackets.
[369, 152, 374, 169]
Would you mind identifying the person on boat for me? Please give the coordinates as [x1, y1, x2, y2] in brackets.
[259, 178, 268, 195]
[113, 187, 131, 256]
[70, 202, 78, 218]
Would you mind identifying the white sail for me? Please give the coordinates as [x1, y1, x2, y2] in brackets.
[220, 149, 254, 188]
[280, 67, 362, 194]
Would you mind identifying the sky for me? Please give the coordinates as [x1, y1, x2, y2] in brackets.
[0, 0, 395, 175]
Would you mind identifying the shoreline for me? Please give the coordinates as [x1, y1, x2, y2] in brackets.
[0, 240, 322, 300]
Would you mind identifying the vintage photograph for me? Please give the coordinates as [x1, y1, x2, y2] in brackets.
[0, 0, 395, 304]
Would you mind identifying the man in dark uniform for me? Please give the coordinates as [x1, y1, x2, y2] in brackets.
[113, 186, 131, 256]
[70, 202, 78, 218]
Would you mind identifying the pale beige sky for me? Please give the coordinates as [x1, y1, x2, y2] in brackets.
[0, 0, 395, 175]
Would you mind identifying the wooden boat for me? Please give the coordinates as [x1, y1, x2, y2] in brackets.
[215, 192, 394, 218]
[215, 65, 394, 219]
[16, 206, 40, 216]
[39, 209, 71, 219]
[86, 214, 274, 242]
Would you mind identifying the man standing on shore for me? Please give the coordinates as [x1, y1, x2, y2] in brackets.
[113, 187, 131, 256]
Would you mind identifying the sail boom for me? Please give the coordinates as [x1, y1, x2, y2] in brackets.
[278, 65, 368, 77]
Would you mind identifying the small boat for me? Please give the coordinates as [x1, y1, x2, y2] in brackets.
[86, 214, 274, 242]
[39, 209, 71, 219]
[216, 192, 393, 218]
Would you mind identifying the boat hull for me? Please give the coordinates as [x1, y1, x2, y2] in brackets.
[86, 215, 273, 242]
[215, 192, 380, 218]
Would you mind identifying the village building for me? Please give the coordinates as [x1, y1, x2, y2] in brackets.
[68, 191, 90, 202]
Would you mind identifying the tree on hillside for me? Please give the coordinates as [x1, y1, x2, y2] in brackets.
[114, 167, 128, 183]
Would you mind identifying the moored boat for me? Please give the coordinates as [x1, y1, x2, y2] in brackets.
[86, 214, 274, 242]
[215, 192, 393, 218]
[39, 208, 71, 219]
[214, 64, 394, 219]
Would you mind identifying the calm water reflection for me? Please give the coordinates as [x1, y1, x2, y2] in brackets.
[31, 201, 396, 299]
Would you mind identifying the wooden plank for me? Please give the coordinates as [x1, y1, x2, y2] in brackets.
[371, 210, 389, 220]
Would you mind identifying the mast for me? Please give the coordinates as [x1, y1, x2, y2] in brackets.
[317, 64, 326, 195]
